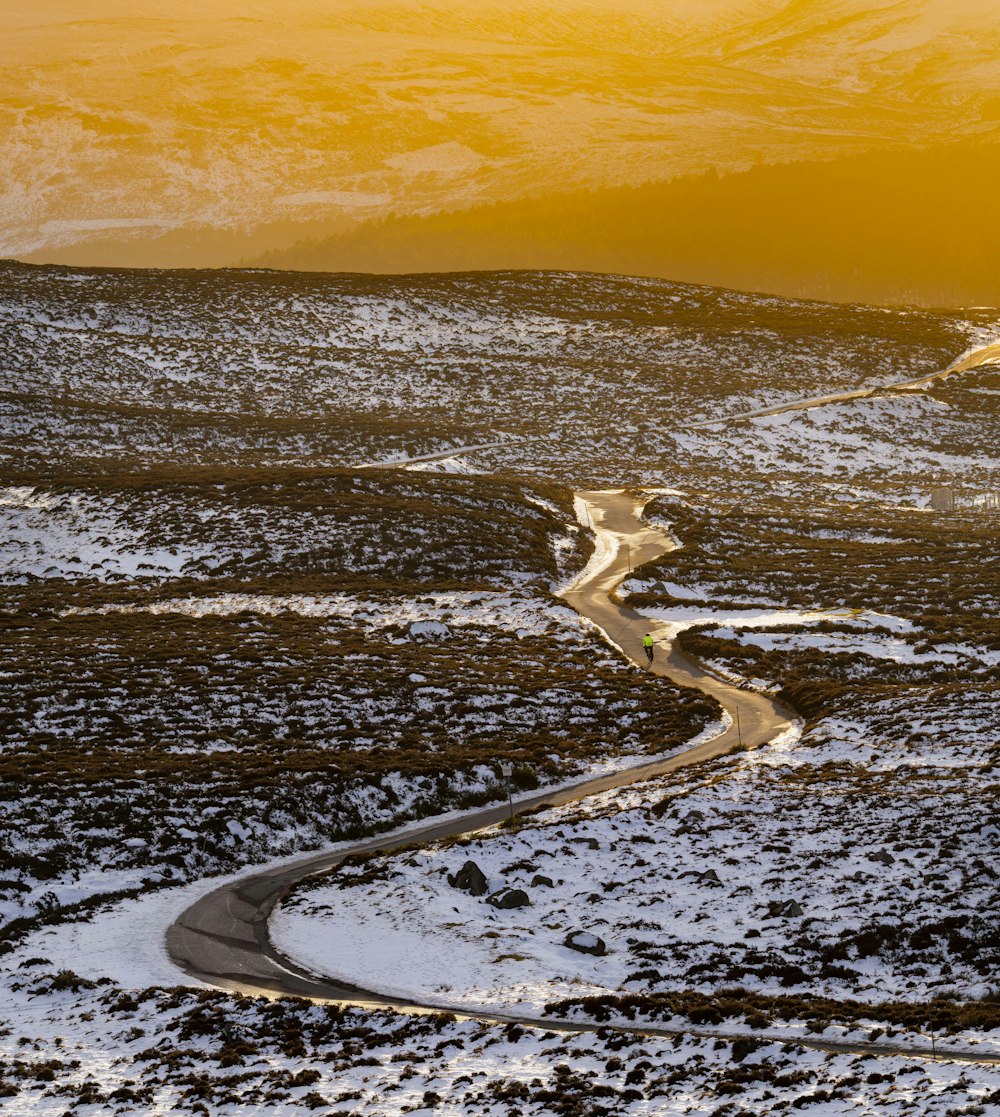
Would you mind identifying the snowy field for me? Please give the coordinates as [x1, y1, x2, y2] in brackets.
[7, 973, 999, 1115]
[273, 695, 998, 1030]
[3, 261, 995, 489]
[0, 580, 718, 929]
[3, 262, 999, 1113]
[0, 470, 587, 588]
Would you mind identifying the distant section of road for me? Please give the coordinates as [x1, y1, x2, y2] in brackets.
[351, 341, 1000, 472]
[683, 338, 1000, 429]
[355, 436, 538, 470]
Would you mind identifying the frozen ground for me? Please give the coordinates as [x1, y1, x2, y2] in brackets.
[274, 696, 998, 1040]
[6, 970, 999, 1115]
[0, 470, 587, 588]
[3, 262, 999, 1111]
[0, 579, 718, 928]
[4, 261, 996, 489]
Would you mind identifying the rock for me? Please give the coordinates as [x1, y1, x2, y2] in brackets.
[407, 620, 451, 640]
[698, 869, 723, 887]
[531, 874, 555, 888]
[564, 930, 607, 956]
[447, 860, 488, 896]
[486, 887, 530, 909]
[681, 810, 706, 824]
[869, 850, 895, 866]
[766, 899, 804, 918]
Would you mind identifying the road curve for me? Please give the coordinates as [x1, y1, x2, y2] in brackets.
[166, 490, 791, 998]
[355, 435, 540, 470]
[164, 491, 998, 1065]
[682, 338, 1000, 429]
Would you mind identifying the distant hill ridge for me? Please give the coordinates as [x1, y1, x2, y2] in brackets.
[247, 137, 1000, 308]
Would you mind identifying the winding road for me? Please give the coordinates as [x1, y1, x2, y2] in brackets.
[166, 490, 999, 1065]
[683, 338, 1000, 429]
[166, 490, 791, 999]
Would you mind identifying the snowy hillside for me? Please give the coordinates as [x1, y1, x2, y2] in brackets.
[3, 261, 996, 489]
[3, 261, 999, 1113]
[5, 0, 1000, 275]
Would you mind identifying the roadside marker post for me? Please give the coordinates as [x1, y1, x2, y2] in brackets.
[500, 762, 514, 819]
[736, 708, 743, 748]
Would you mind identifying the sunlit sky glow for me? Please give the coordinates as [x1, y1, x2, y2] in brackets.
[3, 2, 1000, 301]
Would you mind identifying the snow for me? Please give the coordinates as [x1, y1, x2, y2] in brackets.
[21, 881, 212, 990]
[672, 391, 1000, 489]
[4, 262, 1000, 1107]
[710, 625, 1000, 668]
[273, 695, 998, 1052]
[69, 589, 592, 642]
[638, 603, 912, 641]
[0, 486, 201, 581]
[404, 453, 486, 474]
[6, 969, 997, 1115]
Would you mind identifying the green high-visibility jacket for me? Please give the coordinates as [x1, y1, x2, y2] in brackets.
[643, 635, 654, 648]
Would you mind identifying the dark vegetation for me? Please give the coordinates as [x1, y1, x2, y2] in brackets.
[0, 460, 726, 940]
[0, 259, 980, 486]
[0, 596, 714, 942]
[637, 494, 999, 620]
[634, 493, 1000, 721]
[0, 464, 587, 587]
[546, 987, 1000, 1038]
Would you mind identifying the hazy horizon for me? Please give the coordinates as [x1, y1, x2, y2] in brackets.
[5, 1, 1000, 303]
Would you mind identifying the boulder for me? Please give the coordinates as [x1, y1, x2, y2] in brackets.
[407, 620, 451, 640]
[531, 874, 555, 888]
[486, 887, 530, 910]
[564, 930, 607, 956]
[869, 850, 895, 866]
[766, 899, 804, 918]
[447, 860, 488, 896]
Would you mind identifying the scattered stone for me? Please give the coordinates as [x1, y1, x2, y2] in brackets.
[767, 899, 804, 918]
[447, 860, 488, 896]
[486, 887, 530, 909]
[407, 620, 451, 640]
[531, 874, 554, 888]
[869, 850, 896, 866]
[564, 930, 607, 956]
[698, 869, 723, 887]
